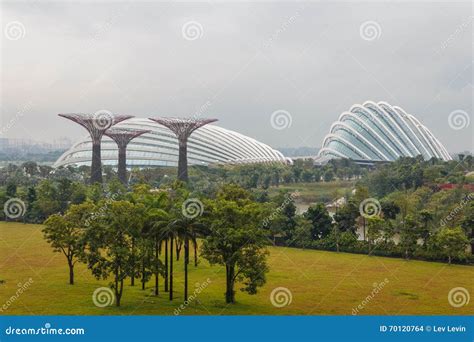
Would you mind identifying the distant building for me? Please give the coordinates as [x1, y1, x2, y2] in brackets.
[55, 118, 289, 168]
[316, 101, 452, 164]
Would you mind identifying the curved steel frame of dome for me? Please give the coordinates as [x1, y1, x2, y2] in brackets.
[317, 101, 452, 163]
[54, 118, 288, 168]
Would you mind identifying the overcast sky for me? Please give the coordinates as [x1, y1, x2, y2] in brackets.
[1, 0, 472, 153]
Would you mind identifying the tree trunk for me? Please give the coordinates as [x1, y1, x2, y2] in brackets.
[91, 140, 103, 184]
[184, 237, 189, 301]
[114, 273, 123, 307]
[448, 255, 452, 265]
[155, 240, 159, 296]
[68, 260, 74, 285]
[130, 238, 135, 286]
[164, 238, 169, 292]
[225, 264, 235, 303]
[176, 239, 182, 261]
[177, 141, 188, 182]
[194, 240, 198, 267]
[169, 235, 174, 300]
[141, 260, 146, 290]
[117, 146, 127, 185]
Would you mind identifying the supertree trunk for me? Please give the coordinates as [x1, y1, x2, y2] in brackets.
[91, 140, 103, 183]
[104, 128, 150, 185]
[148, 118, 217, 183]
[177, 141, 188, 182]
[117, 146, 127, 184]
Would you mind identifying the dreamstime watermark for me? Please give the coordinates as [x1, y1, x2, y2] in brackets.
[270, 110, 292, 130]
[182, 21, 203, 41]
[4, 21, 26, 40]
[359, 198, 381, 218]
[270, 287, 292, 308]
[5, 323, 85, 336]
[262, 6, 304, 49]
[191, 100, 212, 120]
[0, 278, 34, 313]
[359, 21, 382, 41]
[3, 198, 26, 219]
[448, 110, 470, 130]
[84, 193, 119, 227]
[182, 198, 204, 219]
[92, 287, 115, 307]
[86, 4, 131, 49]
[174, 278, 212, 315]
[436, 15, 473, 54]
[352, 278, 389, 315]
[448, 287, 470, 308]
[0, 100, 34, 135]
[92, 109, 114, 130]
[440, 193, 473, 227]
[262, 191, 300, 228]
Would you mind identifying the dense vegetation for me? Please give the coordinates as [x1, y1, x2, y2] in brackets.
[0, 155, 473, 305]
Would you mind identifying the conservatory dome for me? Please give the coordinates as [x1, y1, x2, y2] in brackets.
[316, 101, 451, 163]
[54, 118, 288, 168]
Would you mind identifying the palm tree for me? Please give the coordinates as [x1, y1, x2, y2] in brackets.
[169, 216, 205, 301]
[149, 209, 169, 295]
[134, 188, 171, 296]
[159, 224, 178, 300]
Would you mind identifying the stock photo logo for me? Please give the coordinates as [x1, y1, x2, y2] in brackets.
[92, 110, 114, 130]
[182, 198, 204, 219]
[448, 110, 470, 130]
[447, 287, 470, 308]
[3, 198, 26, 219]
[92, 287, 115, 308]
[270, 110, 292, 130]
[182, 21, 203, 41]
[4, 21, 26, 41]
[270, 287, 293, 308]
[359, 21, 382, 41]
[359, 198, 381, 218]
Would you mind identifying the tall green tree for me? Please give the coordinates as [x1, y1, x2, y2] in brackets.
[42, 202, 94, 284]
[303, 203, 332, 240]
[82, 200, 144, 306]
[435, 227, 469, 264]
[202, 184, 269, 303]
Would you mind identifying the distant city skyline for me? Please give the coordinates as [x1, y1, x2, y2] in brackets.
[1, 1, 472, 154]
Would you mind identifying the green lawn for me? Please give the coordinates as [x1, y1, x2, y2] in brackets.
[0, 222, 472, 315]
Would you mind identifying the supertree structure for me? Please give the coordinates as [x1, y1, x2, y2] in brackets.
[149, 117, 217, 182]
[58, 112, 133, 183]
[104, 128, 150, 185]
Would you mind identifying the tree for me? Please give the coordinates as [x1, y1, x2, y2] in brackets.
[367, 216, 384, 254]
[398, 214, 419, 260]
[42, 202, 93, 284]
[418, 210, 433, 246]
[36, 180, 61, 219]
[323, 170, 334, 182]
[461, 201, 474, 254]
[435, 227, 469, 264]
[82, 200, 144, 306]
[303, 203, 332, 239]
[292, 217, 313, 248]
[333, 200, 359, 235]
[170, 214, 204, 301]
[202, 185, 269, 303]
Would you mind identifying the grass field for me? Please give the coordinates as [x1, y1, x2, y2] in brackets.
[0, 222, 472, 315]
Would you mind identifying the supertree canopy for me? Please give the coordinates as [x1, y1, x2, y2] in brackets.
[58, 112, 133, 183]
[104, 128, 150, 184]
[149, 117, 218, 182]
